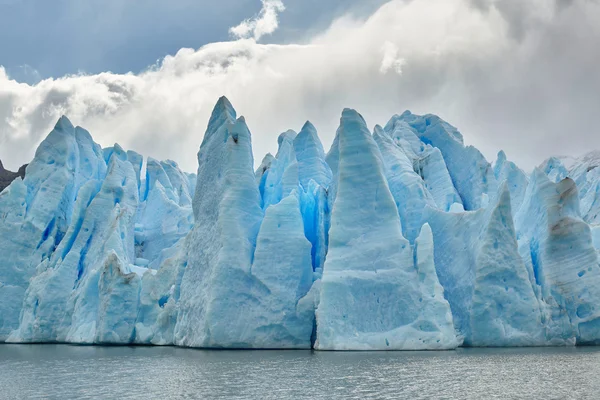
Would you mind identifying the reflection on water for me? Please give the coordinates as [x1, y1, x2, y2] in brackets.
[0, 345, 599, 399]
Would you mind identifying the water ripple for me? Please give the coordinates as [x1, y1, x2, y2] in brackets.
[1, 345, 599, 399]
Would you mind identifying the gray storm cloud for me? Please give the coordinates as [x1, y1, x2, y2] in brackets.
[0, 0, 598, 173]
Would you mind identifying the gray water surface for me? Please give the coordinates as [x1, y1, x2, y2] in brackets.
[0, 345, 599, 399]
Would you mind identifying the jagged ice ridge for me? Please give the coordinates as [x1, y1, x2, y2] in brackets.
[2, 97, 600, 349]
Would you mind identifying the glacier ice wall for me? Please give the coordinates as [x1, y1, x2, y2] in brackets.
[3, 120, 194, 344]
[3, 96, 600, 349]
[316, 109, 457, 350]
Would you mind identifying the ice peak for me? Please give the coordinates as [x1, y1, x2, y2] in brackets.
[539, 156, 568, 183]
[111, 144, 127, 161]
[295, 122, 322, 151]
[261, 153, 275, 164]
[373, 124, 385, 138]
[531, 166, 548, 183]
[497, 150, 507, 164]
[300, 121, 317, 134]
[206, 96, 237, 135]
[277, 130, 297, 147]
[215, 95, 234, 112]
[54, 115, 74, 132]
[340, 108, 368, 129]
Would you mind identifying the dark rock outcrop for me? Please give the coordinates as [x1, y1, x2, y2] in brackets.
[0, 160, 27, 193]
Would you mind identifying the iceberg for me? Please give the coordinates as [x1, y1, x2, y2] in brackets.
[3, 96, 600, 349]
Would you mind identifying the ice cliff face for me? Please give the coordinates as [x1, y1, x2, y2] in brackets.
[2, 97, 600, 349]
[316, 109, 457, 350]
[1, 118, 194, 343]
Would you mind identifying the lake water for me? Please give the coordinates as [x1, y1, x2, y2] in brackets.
[1, 345, 599, 399]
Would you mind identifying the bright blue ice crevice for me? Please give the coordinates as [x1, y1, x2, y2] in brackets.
[255, 153, 275, 200]
[292, 122, 332, 272]
[298, 180, 328, 273]
[102, 146, 115, 165]
[254, 121, 332, 273]
[316, 109, 458, 350]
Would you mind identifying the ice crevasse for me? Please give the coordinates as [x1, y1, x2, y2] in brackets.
[2, 96, 600, 349]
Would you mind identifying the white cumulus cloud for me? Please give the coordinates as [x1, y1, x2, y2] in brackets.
[0, 0, 599, 174]
[229, 0, 286, 41]
[380, 41, 406, 74]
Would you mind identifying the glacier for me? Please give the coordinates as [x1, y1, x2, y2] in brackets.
[2, 96, 600, 350]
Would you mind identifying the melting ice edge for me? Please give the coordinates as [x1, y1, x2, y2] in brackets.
[1, 96, 600, 350]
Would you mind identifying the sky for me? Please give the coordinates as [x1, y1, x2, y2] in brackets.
[0, 0, 599, 173]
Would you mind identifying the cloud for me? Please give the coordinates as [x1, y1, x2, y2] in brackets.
[0, 0, 599, 174]
[379, 41, 406, 75]
[230, 0, 286, 41]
